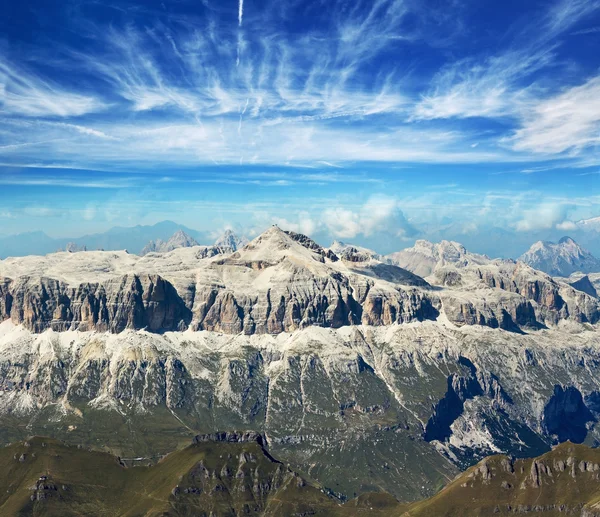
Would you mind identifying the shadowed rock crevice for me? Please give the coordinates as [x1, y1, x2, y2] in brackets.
[424, 358, 485, 443]
[543, 386, 595, 444]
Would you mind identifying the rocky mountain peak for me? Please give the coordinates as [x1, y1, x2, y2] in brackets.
[329, 240, 379, 262]
[140, 230, 199, 256]
[520, 237, 600, 277]
[235, 226, 328, 265]
[214, 229, 248, 251]
[169, 230, 197, 247]
[558, 236, 576, 245]
[568, 275, 598, 298]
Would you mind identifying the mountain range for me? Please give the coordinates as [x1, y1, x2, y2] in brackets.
[2, 218, 600, 262]
[0, 221, 210, 258]
[0, 225, 599, 507]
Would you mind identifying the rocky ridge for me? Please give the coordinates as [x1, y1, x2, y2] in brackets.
[405, 442, 600, 516]
[0, 320, 599, 499]
[0, 227, 598, 336]
[386, 239, 491, 278]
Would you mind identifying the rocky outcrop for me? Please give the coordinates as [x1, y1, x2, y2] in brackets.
[0, 277, 12, 320]
[439, 261, 600, 327]
[213, 229, 248, 251]
[193, 432, 266, 445]
[424, 358, 488, 442]
[569, 276, 598, 298]
[386, 239, 491, 278]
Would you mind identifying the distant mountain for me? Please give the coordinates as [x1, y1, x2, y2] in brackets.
[0, 231, 59, 258]
[578, 216, 600, 232]
[328, 240, 381, 262]
[0, 221, 210, 258]
[141, 230, 199, 256]
[386, 239, 491, 278]
[65, 242, 88, 253]
[71, 221, 208, 255]
[519, 236, 600, 277]
[214, 229, 248, 251]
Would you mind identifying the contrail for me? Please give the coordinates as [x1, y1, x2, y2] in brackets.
[236, 0, 244, 66]
[238, 98, 249, 135]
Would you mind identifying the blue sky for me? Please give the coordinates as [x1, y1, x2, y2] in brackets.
[0, 0, 599, 255]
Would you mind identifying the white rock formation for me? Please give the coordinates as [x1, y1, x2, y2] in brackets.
[386, 240, 491, 278]
[214, 229, 248, 251]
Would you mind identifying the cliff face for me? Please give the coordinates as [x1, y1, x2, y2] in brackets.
[0, 228, 598, 335]
[3, 274, 191, 333]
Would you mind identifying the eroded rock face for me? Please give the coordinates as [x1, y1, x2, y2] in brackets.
[424, 357, 487, 442]
[570, 276, 599, 298]
[6, 274, 191, 333]
[0, 278, 12, 320]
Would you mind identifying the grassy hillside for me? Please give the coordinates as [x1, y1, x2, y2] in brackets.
[4, 436, 600, 516]
[402, 442, 600, 516]
[0, 435, 404, 516]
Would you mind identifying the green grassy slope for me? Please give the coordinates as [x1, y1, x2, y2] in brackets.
[0, 436, 404, 517]
[6, 436, 600, 516]
[402, 442, 600, 516]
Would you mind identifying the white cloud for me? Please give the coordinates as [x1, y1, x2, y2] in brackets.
[243, 195, 414, 241]
[23, 206, 64, 218]
[248, 210, 319, 237]
[321, 208, 362, 239]
[0, 116, 509, 168]
[0, 176, 134, 189]
[412, 0, 600, 122]
[556, 220, 577, 231]
[411, 52, 540, 120]
[515, 203, 573, 231]
[510, 76, 600, 154]
[272, 212, 317, 236]
[322, 195, 415, 239]
[0, 59, 105, 117]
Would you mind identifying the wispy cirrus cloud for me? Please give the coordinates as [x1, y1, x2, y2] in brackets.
[0, 175, 138, 189]
[509, 76, 600, 154]
[0, 59, 105, 117]
[412, 0, 600, 122]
